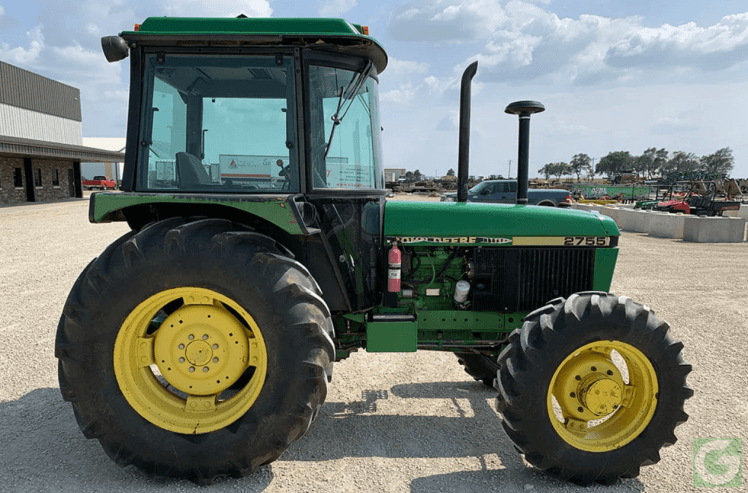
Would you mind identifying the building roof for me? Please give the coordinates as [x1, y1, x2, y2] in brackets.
[0, 61, 82, 122]
[0, 135, 124, 162]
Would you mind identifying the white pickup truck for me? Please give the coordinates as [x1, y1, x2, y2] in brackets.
[441, 179, 571, 206]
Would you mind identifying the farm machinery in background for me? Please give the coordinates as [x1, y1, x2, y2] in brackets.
[635, 180, 743, 215]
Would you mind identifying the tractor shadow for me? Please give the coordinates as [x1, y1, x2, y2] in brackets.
[0, 388, 274, 492]
[283, 381, 644, 492]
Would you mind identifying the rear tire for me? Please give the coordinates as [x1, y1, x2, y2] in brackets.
[56, 218, 334, 484]
[495, 292, 692, 485]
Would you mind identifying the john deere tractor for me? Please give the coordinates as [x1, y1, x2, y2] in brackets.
[57, 16, 692, 486]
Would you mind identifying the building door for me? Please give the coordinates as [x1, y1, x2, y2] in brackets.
[23, 157, 35, 202]
[68, 169, 75, 197]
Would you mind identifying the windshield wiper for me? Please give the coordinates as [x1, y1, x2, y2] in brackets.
[324, 61, 374, 159]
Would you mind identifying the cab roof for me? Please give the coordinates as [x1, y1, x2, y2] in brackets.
[121, 17, 388, 73]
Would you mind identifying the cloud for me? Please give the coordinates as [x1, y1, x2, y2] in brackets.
[163, 0, 272, 17]
[605, 13, 748, 71]
[389, 0, 509, 43]
[389, 1, 748, 86]
[0, 25, 44, 64]
[317, 0, 358, 17]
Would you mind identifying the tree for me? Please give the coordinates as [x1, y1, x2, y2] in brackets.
[569, 154, 591, 182]
[668, 151, 700, 175]
[633, 147, 664, 179]
[538, 163, 552, 180]
[446, 168, 455, 176]
[654, 148, 669, 177]
[405, 171, 413, 182]
[549, 162, 570, 180]
[413, 169, 422, 181]
[596, 151, 632, 178]
[700, 147, 734, 176]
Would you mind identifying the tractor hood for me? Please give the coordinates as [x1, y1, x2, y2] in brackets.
[383, 201, 619, 245]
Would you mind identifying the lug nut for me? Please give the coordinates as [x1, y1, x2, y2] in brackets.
[203, 367, 209, 372]
[212, 344, 218, 349]
[188, 335, 194, 340]
[203, 334, 208, 340]
[178, 344, 185, 349]
[213, 357, 218, 363]
[179, 357, 185, 363]
[189, 367, 195, 372]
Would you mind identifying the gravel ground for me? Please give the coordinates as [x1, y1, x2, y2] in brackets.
[0, 196, 746, 493]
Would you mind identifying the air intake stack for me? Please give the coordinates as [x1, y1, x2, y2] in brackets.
[505, 101, 545, 205]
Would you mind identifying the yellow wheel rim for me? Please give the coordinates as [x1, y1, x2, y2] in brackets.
[114, 287, 267, 434]
[547, 340, 658, 452]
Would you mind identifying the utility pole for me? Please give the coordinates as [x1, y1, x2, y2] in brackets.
[507, 160, 511, 179]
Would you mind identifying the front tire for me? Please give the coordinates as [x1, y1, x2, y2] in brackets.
[56, 218, 334, 484]
[455, 351, 500, 387]
[495, 292, 692, 485]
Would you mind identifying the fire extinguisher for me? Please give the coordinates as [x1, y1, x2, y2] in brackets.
[388, 243, 401, 292]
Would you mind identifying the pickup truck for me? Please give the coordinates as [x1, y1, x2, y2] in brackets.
[441, 179, 571, 206]
[82, 175, 117, 190]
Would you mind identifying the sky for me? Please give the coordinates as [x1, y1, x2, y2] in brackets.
[1, 0, 747, 178]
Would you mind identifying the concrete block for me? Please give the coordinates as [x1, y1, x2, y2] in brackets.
[647, 212, 686, 239]
[683, 216, 747, 243]
[626, 210, 653, 233]
[613, 208, 635, 231]
[600, 206, 621, 222]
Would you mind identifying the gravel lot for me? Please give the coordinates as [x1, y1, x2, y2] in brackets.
[0, 196, 746, 492]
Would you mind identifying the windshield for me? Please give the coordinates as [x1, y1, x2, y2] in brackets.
[469, 182, 487, 193]
[136, 54, 298, 193]
[308, 64, 383, 190]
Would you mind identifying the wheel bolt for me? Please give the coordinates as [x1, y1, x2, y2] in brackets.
[203, 367, 209, 372]
[212, 344, 218, 349]
[570, 392, 575, 397]
[213, 357, 218, 363]
[591, 366, 597, 371]
[578, 406, 584, 413]
[203, 334, 208, 340]
[179, 357, 185, 363]
[189, 367, 195, 372]
[178, 344, 185, 349]
[607, 370, 613, 375]
[188, 335, 194, 340]
[575, 375, 581, 381]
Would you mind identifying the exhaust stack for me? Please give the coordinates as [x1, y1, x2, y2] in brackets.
[457, 61, 478, 203]
[505, 101, 545, 205]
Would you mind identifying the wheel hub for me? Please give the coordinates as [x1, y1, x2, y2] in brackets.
[185, 340, 212, 366]
[154, 303, 250, 396]
[579, 377, 621, 416]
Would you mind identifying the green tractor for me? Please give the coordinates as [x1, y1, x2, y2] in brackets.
[57, 16, 692, 486]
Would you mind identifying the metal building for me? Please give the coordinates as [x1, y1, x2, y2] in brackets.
[0, 61, 124, 205]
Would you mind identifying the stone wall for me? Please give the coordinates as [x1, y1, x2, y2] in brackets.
[0, 156, 27, 204]
[0, 157, 77, 204]
[30, 158, 76, 202]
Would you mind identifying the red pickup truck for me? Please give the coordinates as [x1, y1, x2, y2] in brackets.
[82, 175, 117, 190]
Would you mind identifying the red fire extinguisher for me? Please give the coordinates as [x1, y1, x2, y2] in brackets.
[388, 243, 401, 292]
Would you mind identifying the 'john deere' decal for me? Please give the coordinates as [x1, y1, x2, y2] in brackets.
[388, 236, 512, 245]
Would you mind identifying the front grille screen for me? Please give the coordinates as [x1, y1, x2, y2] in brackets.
[471, 248, 595, 312]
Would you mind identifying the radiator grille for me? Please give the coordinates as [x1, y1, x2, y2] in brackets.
[471, 248, 595, 312]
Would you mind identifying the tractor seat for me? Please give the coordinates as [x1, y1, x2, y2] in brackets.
[176, 152, 210, 187]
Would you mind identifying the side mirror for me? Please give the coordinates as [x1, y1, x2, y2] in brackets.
[101, 36, 129, 63]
